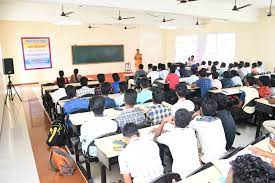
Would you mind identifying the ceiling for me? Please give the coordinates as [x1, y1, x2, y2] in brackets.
[0, 0, 274, 28]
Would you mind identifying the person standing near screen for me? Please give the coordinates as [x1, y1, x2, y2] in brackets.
[134, 49, 142, 70]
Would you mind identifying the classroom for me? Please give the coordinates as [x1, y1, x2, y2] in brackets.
[0, 0, 275, 183]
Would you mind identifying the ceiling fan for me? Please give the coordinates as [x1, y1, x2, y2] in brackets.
[113, 10, 135, 20]
[177, 0, 198, 4]
[162, 17, 175, 23]
[124, 26, 136, 30]
[267, 0, 273, 16]
[88, 24, 100, 29]
[232, 0, 252, 11]
[60, 5, 74, 17]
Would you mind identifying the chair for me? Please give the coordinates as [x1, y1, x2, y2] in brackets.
[71, 132, 117, 182]
[54, 96, 69, 119]
[152, 172, 181, 183]
[186, 162, 213, 178]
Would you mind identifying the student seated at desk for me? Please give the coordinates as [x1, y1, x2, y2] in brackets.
[115, 89, 145, 130]
[185, 66, 199, 84]
[147, 63, 153, 75]
[258, 76, 271, 98]
[164, 90, 178, 105]
[199, 61, 207, 71]
[159, 64, 169, 80]
[231, 76, 259, 122]
[251, 62, 260, 75]
[165, 64, 179, 90]
[95, 73, 105, 95]
[137, 78, 152, 104]
[214, 93, 236, 150]
[111, 73, 121, 94]
[221, 71, 235, 88]
[101, 82, 116, 109]
[154, 109, 201, 178]
[80, 96, 117, 156]
[57, 70, 68, 84]
[70, 68, 81, 83]
[191, 68, 212, 97]
[50, 77, 67, 103]
[118, 123, 164, 183]
[128, 64, 146, 89]
[63, 85, 89, 117]
[231, 70, 243, 86]
[219, 62, 226, 76]
[147, 65, 160, 84]
[76, 77, 95, 97]
[226, 154, 275, 183]
[146, 88, 171, 125]
[171, 83, 195, 116]
[207, 61, 212, 71]
[190, 99, 226, 163]
[211, 72, 222, 89]
[114, 82, 127, 107]
[179, 63, 191, 77]
[237, 62, 247, 81]
[244, 62, 252, 75]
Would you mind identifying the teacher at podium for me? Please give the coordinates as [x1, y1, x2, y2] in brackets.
[134, 49, 142, 70]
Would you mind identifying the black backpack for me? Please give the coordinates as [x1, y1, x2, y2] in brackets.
[46, 120, 67, 147]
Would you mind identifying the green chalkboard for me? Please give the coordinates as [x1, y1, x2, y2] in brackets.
[72, 45, 124, 64]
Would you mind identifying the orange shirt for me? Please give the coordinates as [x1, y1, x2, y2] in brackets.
[134, 53, 142, 69]
[257, 86, 271, 98]
[165, 73, 179, 90]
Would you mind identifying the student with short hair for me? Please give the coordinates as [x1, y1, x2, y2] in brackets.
[147, 63, 153, 74]
[70, 68, 81, 83]
[101, 82, 116, 109]
[257, 60, 264, 74]
[165, 64, 180, 90]
[146, 88, 171, 125]
[95, 73, 106, 95]
[231, 70, 243, 86]
[211, 72, 222, 89]
[114, 82, 128, 107]
[76, 77, 95, 97]
[171, 83, 195, 116]
[57, 70, 68, 84]
[199, 61, 207, 70]
[111, 73, 121, 94]
[214, 93, 236, 150]
[80, 96, 117, 156]
[228, 63, 234, 71]
[147, 65, 160, 84]
[186, 66, 199, 84]
[244, 62, 251, 74]
[118, 123, 164, 183]
[189, 99, 227, 163]
[251, 62, 260, 75]
[63, 85, 89, 116]
[258, 76, 271, 98]
[128, 64, 146, 89]
[179, 63, 191, 77]
[154, 108, 201, 178]
[136, 78, 152, 104]
[221, 71, 235, 88]
[207, 61, 212, 70]
[159, 64, 169, 80]
[237, 62, 247, 80]
[50, 77, 67, 103]
[219, 62, 226, 76]
[115, 89, 145, 130]
[192, 68, 212, 96]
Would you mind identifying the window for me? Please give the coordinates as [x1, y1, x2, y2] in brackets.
[204, 33, 235, 64]
[175, 35, 198, 62]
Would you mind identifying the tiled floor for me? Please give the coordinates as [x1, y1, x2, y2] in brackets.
[0, 85, 268, 183]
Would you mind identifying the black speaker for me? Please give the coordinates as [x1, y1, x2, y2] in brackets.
[3, 58, 14, 75]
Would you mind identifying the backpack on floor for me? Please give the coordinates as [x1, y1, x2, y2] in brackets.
[46, 120, 67, 147]
[49, 146, 76, 176]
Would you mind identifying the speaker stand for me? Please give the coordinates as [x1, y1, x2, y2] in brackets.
[5, 75, 22, 104]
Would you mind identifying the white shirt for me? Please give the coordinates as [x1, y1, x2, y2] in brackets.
[211, 79, 222, 89]
[147, 71, 160, 84]
[160, 70, 169, 80]
[115, 94, 124, 107]
[231, 76, 243, 86]
[237, 67, 247, 80]
[80, 116, 117, 156]
[157, 126, 201, 178]
[185, 75, 199, 84]
[189, 116, 227, 163]
[119, 137, 163, 183]
[50, 88, 67, 103]
[171, 98, 195, 116]
[245, 67, 252, 74]
[218, 67, 226, 76]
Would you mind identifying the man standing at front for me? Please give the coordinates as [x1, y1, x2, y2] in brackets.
[134, 49, 142, 70]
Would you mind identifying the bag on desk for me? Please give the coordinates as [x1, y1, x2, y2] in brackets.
[49, 146, 75, 176]
[46, 120, 67, 147]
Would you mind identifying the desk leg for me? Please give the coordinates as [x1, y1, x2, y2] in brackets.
[100, 162, 107, 183]
[255, 111, 261, 139]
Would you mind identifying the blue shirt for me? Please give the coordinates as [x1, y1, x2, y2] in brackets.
[196, 78, 212, 96]
[137, 89, 153, 104]
[105, 97, 116, 109]
[112, 81, 120, 94]
[221, 78, 235, 88]
[63, 98, 89, 115]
